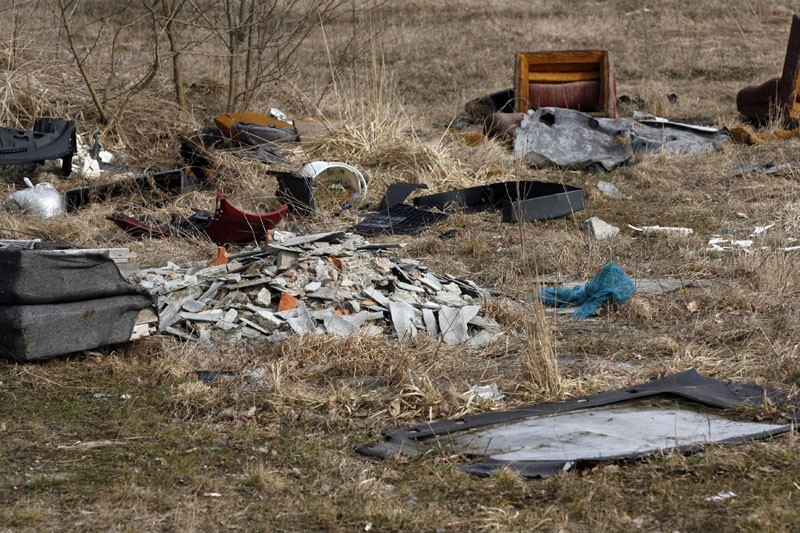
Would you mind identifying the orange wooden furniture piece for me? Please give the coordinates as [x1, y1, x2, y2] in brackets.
[514, 50, 617, 118]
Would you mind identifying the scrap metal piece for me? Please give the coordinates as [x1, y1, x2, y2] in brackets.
[357, 370, 795, 478]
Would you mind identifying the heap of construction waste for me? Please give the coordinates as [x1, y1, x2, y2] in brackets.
[136, 231, 500, 347]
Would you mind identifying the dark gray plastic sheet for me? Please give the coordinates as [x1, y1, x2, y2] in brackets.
[357, 370, 794, 478]
[514, 107, 730, 171]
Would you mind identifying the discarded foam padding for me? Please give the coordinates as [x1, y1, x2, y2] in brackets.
[0, 117, 76, 176]
[0, 295, 154, 362]
[357, 369, 795, 478]
[0, 247, 154, 361]
[413, 180, 584, 222]
[514, 50, 617, 117]
[736, 14, 800, 122]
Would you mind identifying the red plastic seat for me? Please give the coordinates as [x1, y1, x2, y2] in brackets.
[202, 193, 287, 244]
[109, 194, 287, 245]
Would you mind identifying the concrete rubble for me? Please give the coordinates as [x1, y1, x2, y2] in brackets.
[597, 180, 625, 199]
[583, 216, 619, 240]
[134, 231, 501, 347]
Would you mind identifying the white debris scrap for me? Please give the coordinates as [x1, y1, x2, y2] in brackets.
[629, 224, 694, 236]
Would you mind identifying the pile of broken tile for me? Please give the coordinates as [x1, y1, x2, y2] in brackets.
[135, 231, 501, 347]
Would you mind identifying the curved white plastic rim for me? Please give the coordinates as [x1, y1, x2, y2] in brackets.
[298, 161, 368, 200]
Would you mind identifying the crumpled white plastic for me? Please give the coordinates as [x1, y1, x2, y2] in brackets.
[6, 177, 65, 218]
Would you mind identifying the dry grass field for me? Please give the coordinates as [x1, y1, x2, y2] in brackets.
[2, 0, 800, 530]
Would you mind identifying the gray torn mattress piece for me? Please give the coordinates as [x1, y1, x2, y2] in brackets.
[357, 369, 795, 478]
[514, 107, 730, 170]
[0, 294, 154, 361]
[0, 246, 144, 304]
[0, 246, 154, 361]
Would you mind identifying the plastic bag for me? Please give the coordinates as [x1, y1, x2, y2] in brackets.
[6, 178, 65, 218]
[539, 262, 635, 318]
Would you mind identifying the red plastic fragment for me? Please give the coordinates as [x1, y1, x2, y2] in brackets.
[202, 194, 287, 245]
[110, 193, 287, 245]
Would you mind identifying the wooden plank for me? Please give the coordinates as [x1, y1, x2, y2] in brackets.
[526, 63, 601, 73]
[528, 71, 600, 82]
[520, 50, 606, 64]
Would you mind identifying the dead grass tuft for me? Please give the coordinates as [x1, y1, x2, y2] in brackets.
[520, 301, 561, 398]
[243, 462, 288, 495]
[306, 113, 464, 192]
[171, 381, 216, 419]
